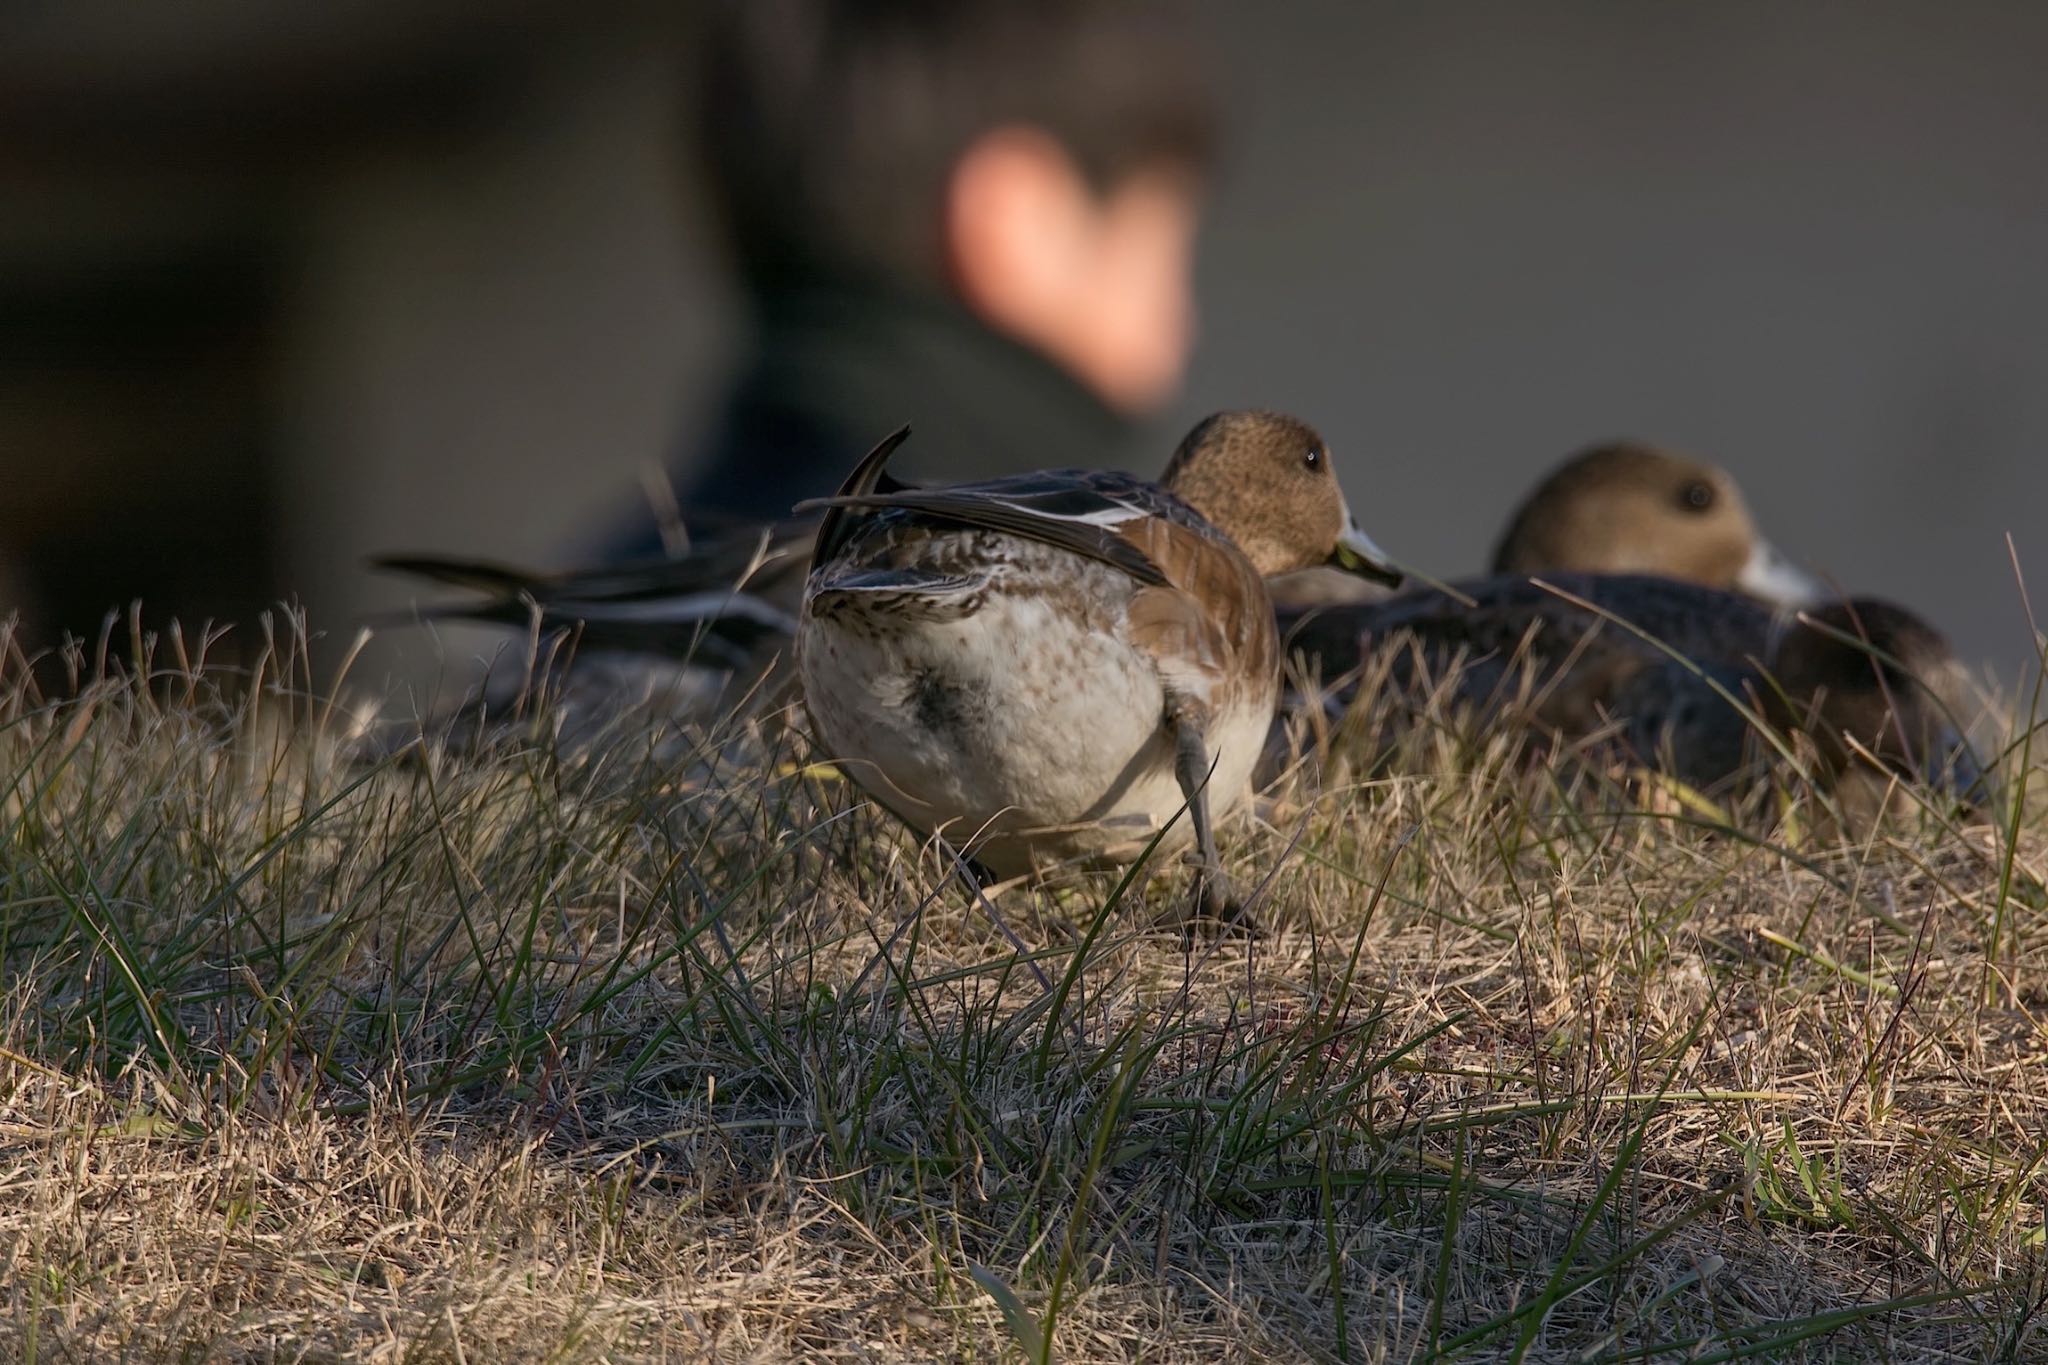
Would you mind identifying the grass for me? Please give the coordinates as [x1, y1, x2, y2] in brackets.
[0, 610, 2046, 1361]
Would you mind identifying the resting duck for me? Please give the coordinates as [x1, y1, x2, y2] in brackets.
[1282, 575, 1983, 802]
[1269, 439, 1825, 612]
[795, 411, 1402, 918]
[1491, 441, 1823, 603]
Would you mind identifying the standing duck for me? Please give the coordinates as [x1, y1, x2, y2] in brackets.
[796, 411, 1402, 918]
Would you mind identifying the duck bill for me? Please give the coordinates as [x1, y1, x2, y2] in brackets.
[1736, 541, 1827, 608]
[1328, 513, 1405, 588]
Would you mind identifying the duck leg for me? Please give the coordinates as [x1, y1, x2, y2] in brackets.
[1167, 697, 1246, 930]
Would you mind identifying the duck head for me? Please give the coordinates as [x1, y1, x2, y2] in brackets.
[1493, 441, 1825, 607]
[1162, 410, 1404, 586]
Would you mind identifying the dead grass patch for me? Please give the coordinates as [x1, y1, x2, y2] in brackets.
[0, 616, 2044, 1361]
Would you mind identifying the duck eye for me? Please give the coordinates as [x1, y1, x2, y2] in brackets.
[1303, 447, 1323, 471]
[1680, 480, 1716, 512]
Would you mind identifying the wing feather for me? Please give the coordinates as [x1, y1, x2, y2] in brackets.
[797, 469, 1198, 588]
[812, 425, 916, 565]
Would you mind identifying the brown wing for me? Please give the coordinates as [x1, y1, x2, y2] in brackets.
[1119, 516, 1278, 714]
[798, 466, 1202, 591]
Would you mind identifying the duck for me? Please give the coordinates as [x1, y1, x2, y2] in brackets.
[1268, 439, 1825, 612]
[1491, 441, 1824, 604]
[794, 411, 1402, 919]
[1280, 574, 1983, 803]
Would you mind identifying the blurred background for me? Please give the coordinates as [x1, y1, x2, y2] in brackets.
[3, 0, 2045, 691]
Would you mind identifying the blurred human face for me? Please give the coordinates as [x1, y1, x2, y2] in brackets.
[948, 132, 1202, 415]
[1063, 168, 1203, 414]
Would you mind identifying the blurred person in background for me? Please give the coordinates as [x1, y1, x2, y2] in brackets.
[608, 0, 1216, 555]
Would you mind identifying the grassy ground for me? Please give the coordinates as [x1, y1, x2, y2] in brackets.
[2, 616, 2046, 1362]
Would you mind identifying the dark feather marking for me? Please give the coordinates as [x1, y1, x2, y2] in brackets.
[799, 473, 1207, 589]
[813, 425, 916, 565]
[909, 668, 976, 736]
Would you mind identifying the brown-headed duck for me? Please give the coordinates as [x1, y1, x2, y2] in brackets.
[795, 412, 1401, 918]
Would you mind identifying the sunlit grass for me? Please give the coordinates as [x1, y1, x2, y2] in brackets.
[1, 611, 2045, 1361]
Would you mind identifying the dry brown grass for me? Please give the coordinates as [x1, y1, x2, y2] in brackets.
[0, 615, 2045, 1362]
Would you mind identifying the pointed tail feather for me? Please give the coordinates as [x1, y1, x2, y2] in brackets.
[811, 425, 914, 565]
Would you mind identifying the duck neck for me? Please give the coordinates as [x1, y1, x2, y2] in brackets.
[1164, 476, 1290, 577]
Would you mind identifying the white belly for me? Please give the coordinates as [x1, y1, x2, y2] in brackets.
[799, 592, 1267, 876]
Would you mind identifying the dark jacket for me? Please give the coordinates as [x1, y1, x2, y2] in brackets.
[604, 282, 1151, 559]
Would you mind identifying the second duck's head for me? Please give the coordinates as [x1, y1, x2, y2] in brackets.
[1162, 410, 1404, 586]
[1493, 441, 1824, 607]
